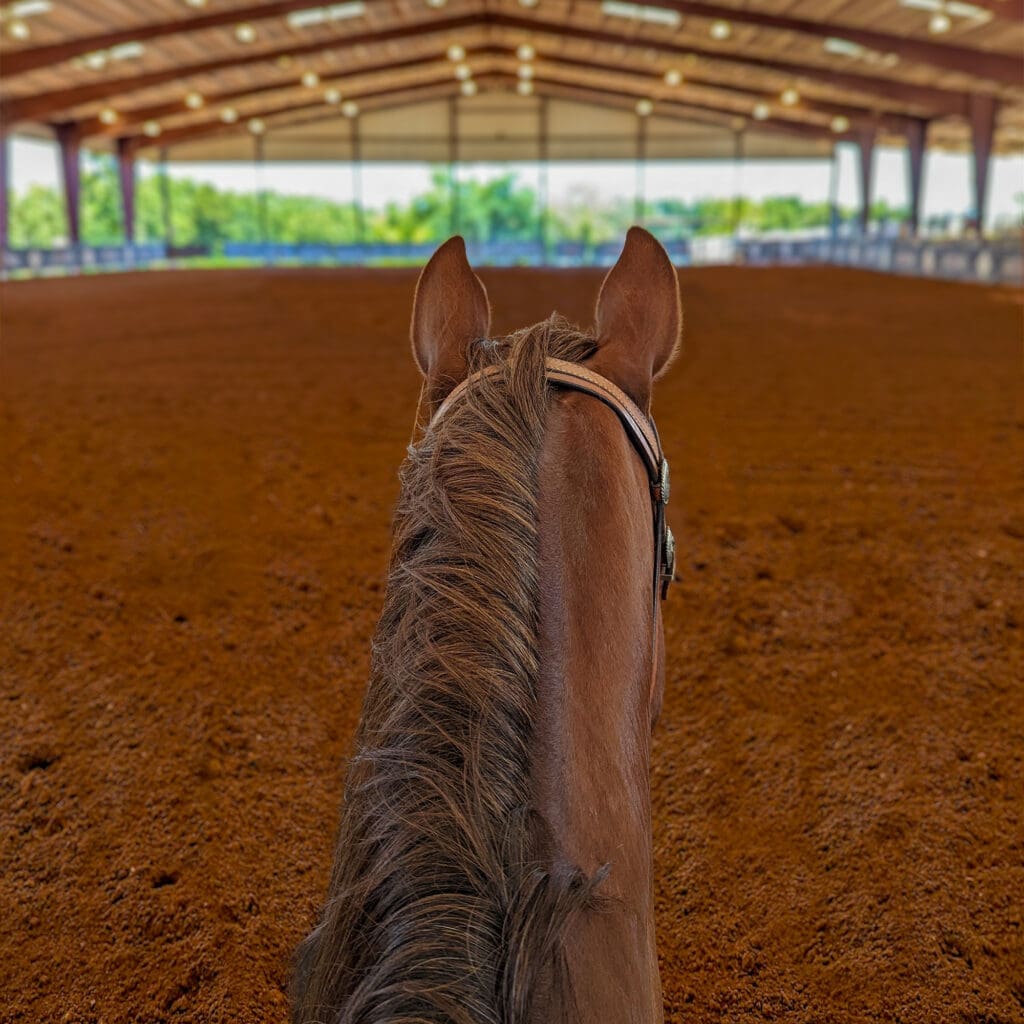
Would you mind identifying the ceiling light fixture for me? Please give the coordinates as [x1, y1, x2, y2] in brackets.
[461, 80, 478, 96]
[447, 44, 466, 61]
[602, 1, 681, 28]
[752, 101, 770, 120]
[780, 87, 799, 106]
[342, 100, 359, 117]
[636, 98, 654, 116]
[249, 118, 266, 134]
[831, 115, 850, 133]
[220, 107, 239, 123]
[517, 64, 534, 79]
[325, 88, 341, 104]
[235, 23, 257, 43]
[663, 68, 682, 86]
[517, 43, 535, 61]
[287, 3, 367, 29]
[454, 63, 472, 80]
[301, 70, 321, 87]
[185, 91, 205, 109]
[517, 79, 534, 95]
[143, 121, 162, 138]
[98, 107, 118, 125]
[710, 19, 731, 39]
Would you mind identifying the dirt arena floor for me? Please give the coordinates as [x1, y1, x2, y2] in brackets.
[2, 264, 1022, 1024]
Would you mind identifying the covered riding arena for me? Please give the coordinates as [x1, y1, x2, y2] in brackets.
[1, 3, 1022, 1023]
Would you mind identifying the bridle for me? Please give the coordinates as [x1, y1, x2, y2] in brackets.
[432, 356, 676, 615]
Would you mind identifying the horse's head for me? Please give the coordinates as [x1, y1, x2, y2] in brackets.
[408, 227, 681, 1021]
[295, 230, 681, 1024]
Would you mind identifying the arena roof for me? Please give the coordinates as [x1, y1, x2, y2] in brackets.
[1, 0, 1022, 162]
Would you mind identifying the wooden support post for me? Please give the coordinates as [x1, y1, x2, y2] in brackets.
[634, 112, 648, 226]
[350, 115, 364, 245]
[905, 118, 928, 237]
[448, 96, 459, 237]
[116, 136, 135, 244]
[827, 143, 841, 239]
[968, 93, 997, 234]
[0, 133, 9, 255]
[159, 147, 173, 247]
[856, 127, 876, 235]
[731, 128, 744, 235]
[55, 122, 82, 247]
[538, 97, 550, 265]
[254, 133, 268, 255]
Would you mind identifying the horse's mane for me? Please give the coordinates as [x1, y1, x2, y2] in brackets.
[293, 316, 608, 1024]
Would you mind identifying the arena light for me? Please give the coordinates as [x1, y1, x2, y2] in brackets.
[461, 80, 478, 96]
[752, 101, 770, 120]
[929, 11, 952, 31]
[601, 2, 681, 28]
[636, 98, 654, 116]
[447, 44, 466, 61]
[220, 107, 239, 123]
[710, 19, 731, 39]
[830, 115, 850, 133]
[454, 63, 472, 80]
[825, 37, 865, 58]
[235, 23, 257, 43]
[517, 79, 534, 95]
[143, 120, 162, 138]
[184, 91, 204, 109]
[301, 70, 321, 87]
[79, 41, 144, 68]
[426, 0, 447, 8]
[8, 0, 51, 16]
[518, 0, 539, 8]
[517, 43, 535, 61]
[517, 64, 534, 79]
[248, 118, 266, 135]
[98, 107, 118, 125]
[325, 88, 341, 104]
[900, 0, 991, 22]
[780, 87, 799, 106]
[342, 100, 359, 117]
[7, 19, 30, 38]
[184, 0, 207, 7]
[287, 3, 367, 29]
[663, 68, 682, 86]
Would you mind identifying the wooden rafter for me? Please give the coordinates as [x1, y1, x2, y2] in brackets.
[4, 10, 1000, 130]
[627, 0, 1022, 86]
[0, 13, 480, 125]
[3, 0, 1019, 87]
[80, 42, 927, 143]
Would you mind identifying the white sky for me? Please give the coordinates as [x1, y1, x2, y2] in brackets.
[9, 134, 1023, 228]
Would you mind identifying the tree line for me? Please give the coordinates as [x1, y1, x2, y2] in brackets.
[8, 155, 909, 250]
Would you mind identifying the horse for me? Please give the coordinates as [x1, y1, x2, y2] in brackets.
[292, 226, 681, 1024]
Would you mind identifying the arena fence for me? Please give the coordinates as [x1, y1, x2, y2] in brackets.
[2, 237, 1020, 284]
[736, 236, 1023, 285]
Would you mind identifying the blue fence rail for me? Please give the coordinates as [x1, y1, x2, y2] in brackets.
[736, 236, 1022, 285]
[2, 237, 1019, 284]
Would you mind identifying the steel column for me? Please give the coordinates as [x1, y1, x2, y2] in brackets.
[116, 136, 136, 244]
[968, 93, 997, 233]
[856, 127, 876, 234]
[905, 118, 928, 236]
[55, 122, 82, 246]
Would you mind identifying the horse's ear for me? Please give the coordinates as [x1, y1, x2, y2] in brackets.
[592, 226, 681, 409]
[410, 236, 491, 396]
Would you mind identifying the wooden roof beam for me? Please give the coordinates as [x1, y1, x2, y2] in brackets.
[628, 0, 1022, 86]
[79, 42, 922, 141]
[2, 0, 389, 77]
[0, 12, 481, 125]
[489, 15, 973, 117]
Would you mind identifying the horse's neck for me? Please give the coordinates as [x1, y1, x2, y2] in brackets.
[534, 392, 663, 1024]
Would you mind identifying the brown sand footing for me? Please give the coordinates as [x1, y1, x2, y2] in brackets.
[1, 266, 1022, 1023]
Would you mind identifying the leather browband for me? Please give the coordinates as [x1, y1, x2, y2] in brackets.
[429, 356, 676, 606]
